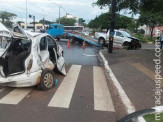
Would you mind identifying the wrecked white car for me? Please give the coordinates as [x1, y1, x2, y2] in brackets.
[0, 23, 66, 90]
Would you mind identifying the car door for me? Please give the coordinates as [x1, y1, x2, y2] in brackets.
[114, 31, 124, 44]
[12, 25, 28, 39]
[47, 36, 66, 75]
[39, 36, 49, 62]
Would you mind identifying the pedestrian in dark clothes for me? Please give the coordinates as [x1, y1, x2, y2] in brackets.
[160, 33, 163, 49]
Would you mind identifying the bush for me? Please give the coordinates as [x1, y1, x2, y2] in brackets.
[138, 29, 145, 34]
[134, 34, 157, 43]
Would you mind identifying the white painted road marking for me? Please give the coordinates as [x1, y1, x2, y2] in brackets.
[99, 51, 136, 114]
[0, 88, 5, 93]
[48, 65, 81, 108]
[0, 88, 32, 105]
[82, 54, 96, 57]
[93, 66, 115, 112]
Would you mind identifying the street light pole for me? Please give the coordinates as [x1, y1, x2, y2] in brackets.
[33, 16, 35, 32]
[29, 14, 35, 32]
[59, 6, 61, 24]
[108, 0, 116, 53]
[26, 0, 27, 29]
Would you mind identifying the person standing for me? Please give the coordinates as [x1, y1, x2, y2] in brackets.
[160, 33, 163, 49]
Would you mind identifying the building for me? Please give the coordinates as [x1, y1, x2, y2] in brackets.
[64, 13, 74, 19]
[63, 13, 80, 26]
[19, 23, 45, 31]
[145, 26, 163, 37]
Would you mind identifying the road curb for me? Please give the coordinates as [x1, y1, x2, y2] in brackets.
[99, 50, 146, 122]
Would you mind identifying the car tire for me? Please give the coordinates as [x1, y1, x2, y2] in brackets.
[98, 38, 105, 46]
[122, 42, 129, 49]
[137, 43, 141, 49]
[37, 69, 55, 91]
[56, 36, 60, 41]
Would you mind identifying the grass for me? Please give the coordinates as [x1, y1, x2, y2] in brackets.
[144, 113, 163, 122]
[133, 34, 157, 43]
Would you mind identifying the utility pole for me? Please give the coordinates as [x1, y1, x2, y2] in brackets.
[108, 0, 116, 53]
[29, 14, 35, 32]
[2, 14, 5, 24]
[26, 0, 27, 29]
[33, 16, 35, 32]
[59, 6, 61, 24]
[42, 17, 45, 26]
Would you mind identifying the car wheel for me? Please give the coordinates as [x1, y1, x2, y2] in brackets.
[122, 42, 129, 49]
[98, 38, 105, 46]
[137, 43, 141, 49]
[37, 69, 54, 91]
[56, 36, 60, 41]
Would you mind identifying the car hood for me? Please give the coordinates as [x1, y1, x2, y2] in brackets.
[127, 36, 140, 41]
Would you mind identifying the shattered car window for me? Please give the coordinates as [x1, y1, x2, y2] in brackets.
[0, 37, 10, 49]
[40, 37, 47, 51]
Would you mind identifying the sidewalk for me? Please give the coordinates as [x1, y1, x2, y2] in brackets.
[100, 49, 163, 120]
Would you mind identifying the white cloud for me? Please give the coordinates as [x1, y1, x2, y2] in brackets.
[0, 0, 137, 24]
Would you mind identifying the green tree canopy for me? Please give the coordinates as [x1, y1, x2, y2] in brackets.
[0, 11, 16, 21]
[93, 0, 163, 38]
[138, 11, 163, 38]
[0, 11, 17, 28]
[93, 0, 163, 15]
[39, 19, 53, 25]
[93, 0, 140, 14]
[88, 12, 136, 32]
[56, 17, 76, 26]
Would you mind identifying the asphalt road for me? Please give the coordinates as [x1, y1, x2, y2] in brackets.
[0, 42, 117, 122]
[101, 48, 163, 120]
[59, 41, 101, 66]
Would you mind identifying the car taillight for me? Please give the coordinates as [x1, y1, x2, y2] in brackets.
[27, 59, 33, 70]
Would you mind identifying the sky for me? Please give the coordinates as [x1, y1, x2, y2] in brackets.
[0, 0, 139, 23]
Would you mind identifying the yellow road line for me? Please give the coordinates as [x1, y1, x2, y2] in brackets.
[132, 63, 163, 87]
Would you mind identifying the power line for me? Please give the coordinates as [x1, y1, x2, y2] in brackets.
[0, 1, 55, 20]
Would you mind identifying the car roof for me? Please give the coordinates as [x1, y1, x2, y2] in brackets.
[114, 30, 131, 34]
[24, 30, 43, 37]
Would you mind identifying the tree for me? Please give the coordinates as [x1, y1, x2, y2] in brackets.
[94, 0, 163, 38]
[140, 0, 163, 16]
[56, 17, 76, 26]
[39, 19, 53, 25]
[138, 11, 163, 38]
[0, 11, 17, 28]
[93, 0, 140, 14]
[94, 0, 162, 14]
[78, 18, 85, 26]
[88, 12, 136, 31]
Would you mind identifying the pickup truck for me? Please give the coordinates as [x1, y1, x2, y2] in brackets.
[95, 30, 141, 49]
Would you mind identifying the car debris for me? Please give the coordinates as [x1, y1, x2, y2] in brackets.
[0, 23, 66, 90]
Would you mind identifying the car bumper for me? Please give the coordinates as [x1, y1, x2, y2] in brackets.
[0, 70, 42, 87]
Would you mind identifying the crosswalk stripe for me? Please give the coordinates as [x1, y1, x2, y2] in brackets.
[93, 66, 115, 112]
[0, 88, 32, 105]
[48, 65, 81, 108]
